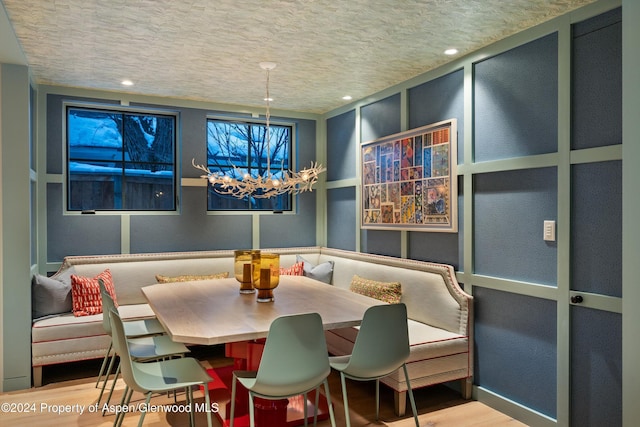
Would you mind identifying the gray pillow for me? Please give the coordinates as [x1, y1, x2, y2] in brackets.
[296, 255, 334, 284]
[32, 273, 73, 319]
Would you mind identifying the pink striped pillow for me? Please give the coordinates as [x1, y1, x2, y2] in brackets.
[280, 261, 304, 276]
[70, 269, 117, 317]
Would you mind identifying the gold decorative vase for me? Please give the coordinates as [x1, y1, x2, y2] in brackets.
[234, 250, 260, 294]
[254, 253, 280, 302]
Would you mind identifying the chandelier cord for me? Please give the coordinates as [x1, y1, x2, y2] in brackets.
[265, 66, 271, 173]
[191, 61, 326, 199]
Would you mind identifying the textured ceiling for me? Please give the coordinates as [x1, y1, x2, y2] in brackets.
[2, 0, 595, 114]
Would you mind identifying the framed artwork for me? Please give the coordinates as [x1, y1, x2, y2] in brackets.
[361, 119, 458, 232]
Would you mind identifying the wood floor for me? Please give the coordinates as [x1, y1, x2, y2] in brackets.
[1, 346, 526, 427]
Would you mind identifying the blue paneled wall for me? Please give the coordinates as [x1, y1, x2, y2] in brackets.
[322, 5, 622, 426]
[359, 94, 403, 257]
[408, 69, 465, 165]
[570, 307, 622, 427]
[474, 33, 559, 162]
[471, 28, 561, 420]
[326, 109, 356, 182]
[473, 287, 558, 417]
[408, 70, 465, 267]
[326, 187, 357, 251]
[569, 8, 622, 427]
[360, 93, 401, 144]
[473, 168, 558, 286]
[570, 161, 622, 297]
[571, 8, 622, 150]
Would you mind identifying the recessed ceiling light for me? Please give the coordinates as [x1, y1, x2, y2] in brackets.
[121, 79, 134, 86]
[444, 48, 458, 56]
[264, 97, 274, 102]
[342, 95, 352, 101]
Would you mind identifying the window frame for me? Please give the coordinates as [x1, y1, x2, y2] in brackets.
[205, 115, 296, 212]
[64, 102, 179, 213]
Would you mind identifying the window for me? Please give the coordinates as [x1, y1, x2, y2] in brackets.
[66, 105, 176, 211]
[206, 118, 293, 211]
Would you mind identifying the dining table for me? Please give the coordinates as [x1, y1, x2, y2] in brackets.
[141, 274, 383, 426]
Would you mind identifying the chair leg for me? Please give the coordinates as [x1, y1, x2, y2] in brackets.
[97, 348, 117, 404]
[115, 386, 133, 427]
[375, 378, 380, 421]
[322, 379, 337, 427]
[230, 373, 238, 427]
[187, 386, 195, 427]
[104, 360, 121, 407]
[138, 392, 152, 427]
[248, 392, 256, 427]
[107, 381, 127, 417]
[303, 392, 308, 427]
[403, 364, 420, 427]
[96, 342, 113, 388]
[339, 373, 351, 427]
[204, 381, 213, 427]
[313, 387, 320, 426]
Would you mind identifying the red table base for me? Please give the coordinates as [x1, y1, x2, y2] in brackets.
[200, 341, 329, 427]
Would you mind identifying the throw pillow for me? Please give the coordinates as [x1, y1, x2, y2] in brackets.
[349, 274, 402, 304]
[279, 261, 304, 276]
[296, 255, 334, 284]
[155, 272, 229, 283]
[31, 274, 73, 319]
[70, 269, 117, 317]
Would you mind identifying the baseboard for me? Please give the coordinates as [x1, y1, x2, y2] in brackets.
[474, 386, 557, 427]
[2, 375, 31, 392]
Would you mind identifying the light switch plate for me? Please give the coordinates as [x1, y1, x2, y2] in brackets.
[544, 220, 556, 241]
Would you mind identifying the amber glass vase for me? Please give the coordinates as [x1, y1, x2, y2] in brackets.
[254, 253, 280, 302]
[234, 250, 260, 294]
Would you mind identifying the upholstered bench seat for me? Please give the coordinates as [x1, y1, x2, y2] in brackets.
[31, 246, 473, 418]
[32, 304, 156, 375]
[32, 304, 155, 342]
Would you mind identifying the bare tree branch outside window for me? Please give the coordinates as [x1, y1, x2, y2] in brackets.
[67, 106, 176, 211]
[206, 118, 292, 211]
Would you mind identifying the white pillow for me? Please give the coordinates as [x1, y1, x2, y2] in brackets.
[296, 255, 334, 284]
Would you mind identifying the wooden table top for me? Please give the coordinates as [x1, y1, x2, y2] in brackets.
[142, 276, 382, 345]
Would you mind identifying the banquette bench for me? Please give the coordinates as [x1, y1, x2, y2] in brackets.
[31, 246, 473, 415]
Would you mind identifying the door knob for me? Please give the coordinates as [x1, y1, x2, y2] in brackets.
[570, 295, 584, 304]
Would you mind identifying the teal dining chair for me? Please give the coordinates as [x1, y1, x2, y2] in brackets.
[109, 308, 214, 427]
[329, 303, 420, 427]
[230, 312, 337, 427]
[96, 279, 166, 388]
[97, 279, 188, 406]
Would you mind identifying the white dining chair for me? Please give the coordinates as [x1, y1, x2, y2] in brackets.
[109, 308, 214, 427]
[329, 303, 420, 427]
[230, 312, 337, 427]
[97, 279, 188, 407]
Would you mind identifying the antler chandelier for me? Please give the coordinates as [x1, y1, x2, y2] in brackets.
[192, 62, 326, 199]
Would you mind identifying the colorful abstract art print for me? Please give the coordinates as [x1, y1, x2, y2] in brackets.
[360, 119, 458, 232]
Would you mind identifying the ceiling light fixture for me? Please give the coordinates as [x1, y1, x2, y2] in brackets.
[342, 95, 353, 101]
[121, 79, 134, 86]
[444, 48, 459, 56]
[192, 62, 326, 199]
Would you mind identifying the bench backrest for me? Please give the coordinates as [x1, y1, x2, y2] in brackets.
[319, 248, 470, 336]
[54, 247, 471, 336]
[56, 250, 236, 305]
[54, 247, 322, 305]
